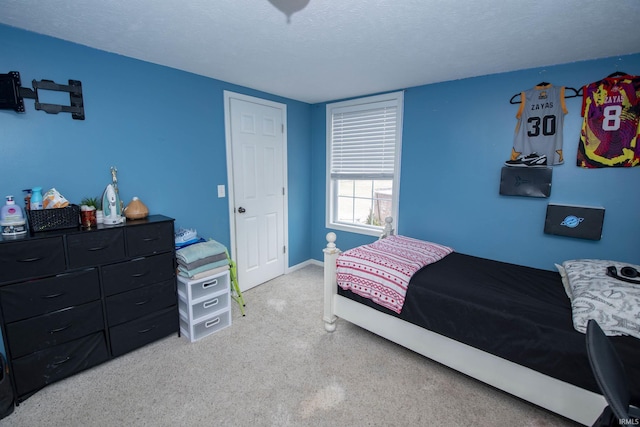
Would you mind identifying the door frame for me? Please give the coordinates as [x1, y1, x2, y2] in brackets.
[223, 90, 289, 278]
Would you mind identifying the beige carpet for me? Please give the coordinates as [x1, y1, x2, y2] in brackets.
[3, 265, 579, 426]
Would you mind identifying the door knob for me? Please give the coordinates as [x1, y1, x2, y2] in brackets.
[238, 207, 246, 213]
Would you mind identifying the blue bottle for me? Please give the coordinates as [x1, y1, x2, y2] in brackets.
[30, 187, 43, 210]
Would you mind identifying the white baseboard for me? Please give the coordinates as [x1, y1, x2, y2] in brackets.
[287, 258, 322, 273]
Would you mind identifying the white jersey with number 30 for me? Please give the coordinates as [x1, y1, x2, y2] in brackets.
[512, 85, 567, 165]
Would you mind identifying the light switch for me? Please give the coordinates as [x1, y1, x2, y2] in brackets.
[217, 185, 226, 198]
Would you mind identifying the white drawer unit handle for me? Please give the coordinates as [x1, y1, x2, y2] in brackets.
[203, 298, 219, 309]
[202, 279, 218, 289]
[205, 318, 220, 328]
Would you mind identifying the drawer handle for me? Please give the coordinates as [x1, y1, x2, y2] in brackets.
[49, 324, 72, 334]
[56, 268, 94, 278]
[135, 299, 151, 306]
[88, 246, 107, 252]
[42, 292, 65, 299]
[138, 326, 156, 334]
[205, 318, 221, 328]
[203, 298, 219, 309]
[202, 279, 218, 289]
[131, 272, 148, 278]
[17, 256, 42, 263]
[52, 356, 71, 366]
[143, 237, 159, 242]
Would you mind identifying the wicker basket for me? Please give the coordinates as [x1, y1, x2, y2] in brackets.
[28, 204, 80, 233]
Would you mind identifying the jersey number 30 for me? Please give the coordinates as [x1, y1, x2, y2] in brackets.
[527, 115, 556, 137]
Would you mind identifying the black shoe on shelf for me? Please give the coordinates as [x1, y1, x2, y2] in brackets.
[504, 153, 547, 167]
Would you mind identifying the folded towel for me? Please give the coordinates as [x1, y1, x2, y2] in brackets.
[177, 258, 230, 278]
[178, 251, 228, 270]
[178, 264, 230, 280]
[176, 240, 227, 264]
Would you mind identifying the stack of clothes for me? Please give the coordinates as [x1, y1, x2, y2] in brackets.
[176, 240, 230, 280]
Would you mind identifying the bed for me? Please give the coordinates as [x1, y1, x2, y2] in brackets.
[322, 229, 640, 426]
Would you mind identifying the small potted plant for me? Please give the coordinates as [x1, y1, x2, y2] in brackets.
[80, 197, 99, 228]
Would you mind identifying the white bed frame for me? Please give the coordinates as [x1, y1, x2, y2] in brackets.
[322, 231, 606, 426]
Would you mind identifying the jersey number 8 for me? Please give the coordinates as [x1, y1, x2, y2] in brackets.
[602, 105, 622, 131]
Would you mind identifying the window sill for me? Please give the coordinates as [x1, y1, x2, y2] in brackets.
[327, 222, 382, 237]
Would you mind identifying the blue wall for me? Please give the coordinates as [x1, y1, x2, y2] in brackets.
[6, 23, 636, 276]
[1, 24, 639, 358]
[312, 55, 640, 270]
[0, 24, 312, 267]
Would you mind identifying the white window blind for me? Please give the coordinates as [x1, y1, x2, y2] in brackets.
[326, 91, 403, 236]
[330, 99, 399, 180]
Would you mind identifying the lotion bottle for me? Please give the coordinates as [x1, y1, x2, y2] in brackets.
[1, 196, 24, 222]
[1, 195, 27, 236]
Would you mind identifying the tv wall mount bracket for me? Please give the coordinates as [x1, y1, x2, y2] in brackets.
[1, 71, 85, 120]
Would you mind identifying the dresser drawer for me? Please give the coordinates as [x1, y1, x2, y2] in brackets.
[126, 221, 174, 257]
[109, 306, 177, 357]
[6, 300, 104, 358]
[0, 237, 65, 284]
[66, 228, 126, 269]
[106, 279, 176, 326]
[0, 268, 100, 322]
[12, 332, 108, 397]
[102, 252, 175, 296]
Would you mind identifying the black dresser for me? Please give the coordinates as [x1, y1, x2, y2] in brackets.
[0, 214, 178, 402]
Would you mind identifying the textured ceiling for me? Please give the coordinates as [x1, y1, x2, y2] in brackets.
[1, 0, 640, 103]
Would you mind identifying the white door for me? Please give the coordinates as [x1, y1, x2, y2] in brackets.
[224, 92, 287, 292]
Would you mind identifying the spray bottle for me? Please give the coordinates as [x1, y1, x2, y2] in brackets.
[30, 187, 43, 210]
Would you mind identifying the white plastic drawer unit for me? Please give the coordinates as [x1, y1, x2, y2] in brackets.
[179, 291, 230, 322]
[177, 270, 231, 342]
[180, 310, 231, 342]
[189, 274, 228, 300]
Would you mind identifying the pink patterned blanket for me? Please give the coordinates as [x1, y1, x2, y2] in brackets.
[336, 235, 453, 313]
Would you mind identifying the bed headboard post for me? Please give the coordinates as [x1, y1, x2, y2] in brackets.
[323, 232, 340, 332]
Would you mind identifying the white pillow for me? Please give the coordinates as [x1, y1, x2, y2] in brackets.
[561, 259, 640, 338]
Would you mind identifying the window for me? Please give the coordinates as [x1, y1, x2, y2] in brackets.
[326, 91, 403, 236]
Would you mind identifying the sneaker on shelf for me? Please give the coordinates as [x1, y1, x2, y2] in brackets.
[504, 153, 547, 167]
[175, 228, 198, 244]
